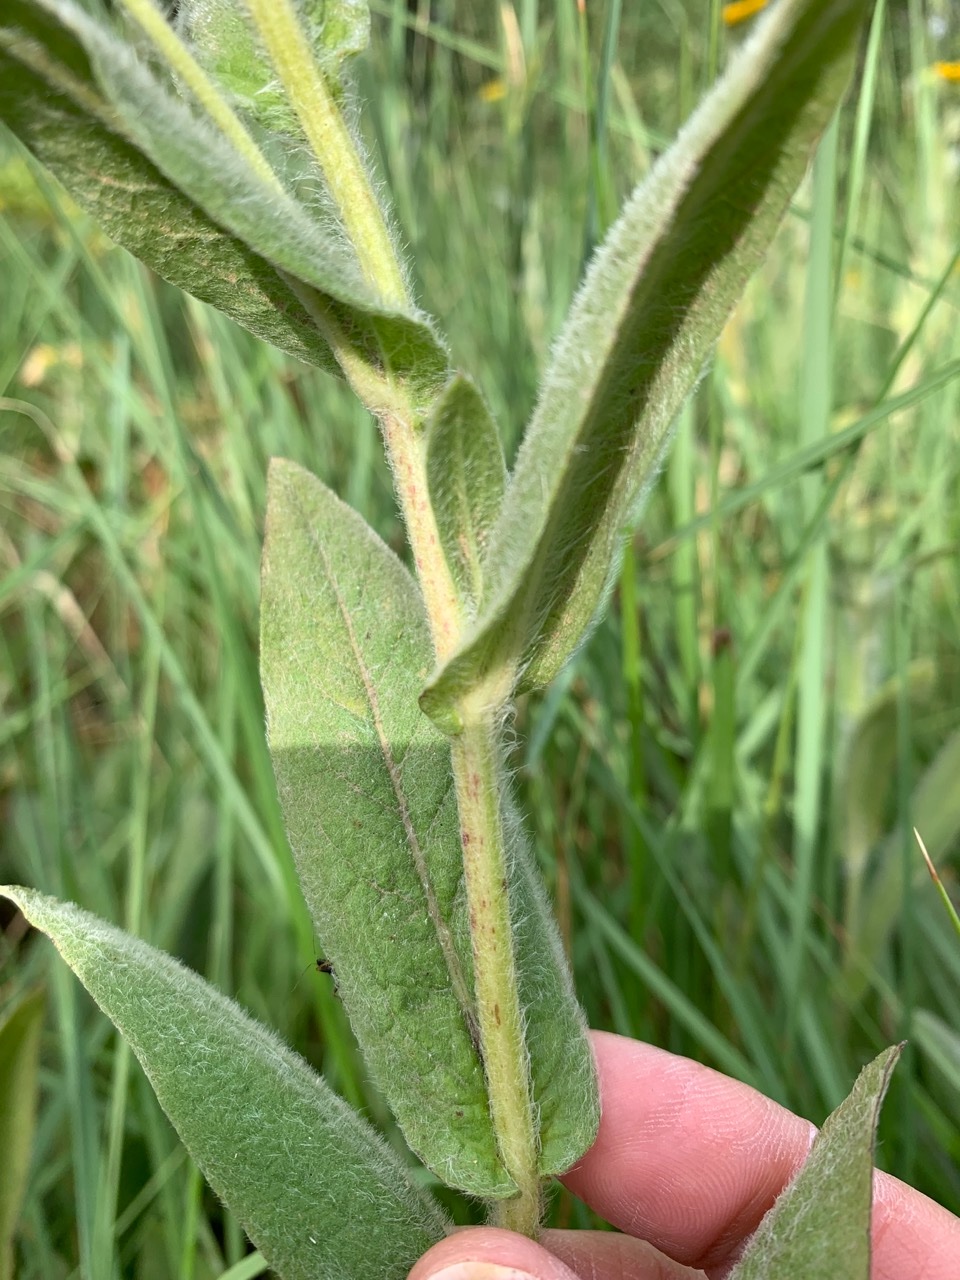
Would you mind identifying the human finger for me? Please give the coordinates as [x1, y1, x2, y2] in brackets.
[560, 1031, 960, 1278]
[408, 1225, 705, 1280]
[407, 1226, 582, 1280]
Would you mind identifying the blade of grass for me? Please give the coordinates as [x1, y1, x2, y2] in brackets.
[790, 112, 839, 1030]
[650, 360, 960, 556]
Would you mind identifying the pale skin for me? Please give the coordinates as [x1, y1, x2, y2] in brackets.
[409, 1031, 960, 1280]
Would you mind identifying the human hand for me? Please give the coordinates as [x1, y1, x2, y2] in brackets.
[408, 1031, 959, 1280]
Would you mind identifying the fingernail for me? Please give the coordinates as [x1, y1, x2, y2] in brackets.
[428, 1265, 537, 1280]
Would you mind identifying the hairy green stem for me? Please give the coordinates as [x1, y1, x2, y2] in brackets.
[450, 717, 540, 1234]
[266, 13, 542, 1232]
[282, 282, 465, 660]
[245, 0, 408, 305]
[380, 409, 464, 663]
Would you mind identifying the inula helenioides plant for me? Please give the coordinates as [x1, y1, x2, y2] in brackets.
[0, 0, 904, 1277]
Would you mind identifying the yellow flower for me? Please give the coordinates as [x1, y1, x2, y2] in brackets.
[933, 61, 960, 84]
[479, 78, 507, 104]
[723, 0, 770, 26]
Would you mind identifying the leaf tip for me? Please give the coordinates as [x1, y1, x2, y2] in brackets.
[417, 684, 463, 735]
[914, 827, 939, 884]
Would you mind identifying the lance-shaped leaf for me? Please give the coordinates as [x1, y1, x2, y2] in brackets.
[0, 0, 448, 406]
[421, 0, 869, 723]
[729, 1044, 901, 1280]
[0, 885, 449, 1280]
[261, 459, 509, 1197]
[0, 988, 45, 1280]
[425, 375, 507, 612]
[260, 459, 598, 1194]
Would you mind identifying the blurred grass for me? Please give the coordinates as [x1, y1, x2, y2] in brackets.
[1, 0, 960, 1274]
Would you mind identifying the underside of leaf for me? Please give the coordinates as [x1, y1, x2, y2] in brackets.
[421, 0, 869, 726]
[0, 885, 449, 1280]
[0, 0, 449, 404]
[729, 1045, 901, 1280]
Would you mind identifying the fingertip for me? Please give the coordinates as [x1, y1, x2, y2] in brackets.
[407, 1226, 582, 1280]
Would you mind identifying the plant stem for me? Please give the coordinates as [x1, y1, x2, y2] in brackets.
[245, 0, 409, 305]
[450, 715, 540, 1235]
[284, 285, 465, 660]
[381, 409, 463, 663]
[262, 12, 542, 1231]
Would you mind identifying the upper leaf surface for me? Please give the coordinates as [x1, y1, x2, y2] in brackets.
[260, 459, 599, 1191]
[729, 1044, 901, 1279]
[260, 459, 513, 1197]
[849, 725, 960, 997]
[425, 375, 507, 612]
[421, 0, 869, 722]
[0, 885, 449, 1280]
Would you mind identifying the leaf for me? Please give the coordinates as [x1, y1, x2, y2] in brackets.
[837, 665, 934, 879]
[260, 459, 510, 1197]
[0, 885, 449, 1280]
[307, 0, 369, 73]
[177, 0, 368, 120]
[0, 0, 448, 405]
[729, 1044, 901, 1280]
[835, 660, 935, 941]
[421, 0, 870, 724]
[425, 375, 507, 611]
[0, 987, 45, 1280]
[0, 4, 338, 374]
[501, 798, 600, 1178]
[260, 459, 598, 1193]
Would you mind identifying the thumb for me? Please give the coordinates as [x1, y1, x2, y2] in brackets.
[408, 1227, 582, 1280]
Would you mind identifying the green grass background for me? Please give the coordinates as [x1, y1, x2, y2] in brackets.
[2, 0, 960, 1275]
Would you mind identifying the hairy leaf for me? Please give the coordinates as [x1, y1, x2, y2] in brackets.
[261, 459, 510, 1196]
[0, 5, 338, 374]
[0, 0, 448, 405]
[502, 799, 600, 1177]
[421, 0, 870, 723]
[178, 0, 367, 117]
[425, 375, 506, 612]
[260, 459, 598, 1192]
[0, 988, 45, 1280]
[0, 886, 448, 1280]
[729, 1045, 901, 1280]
